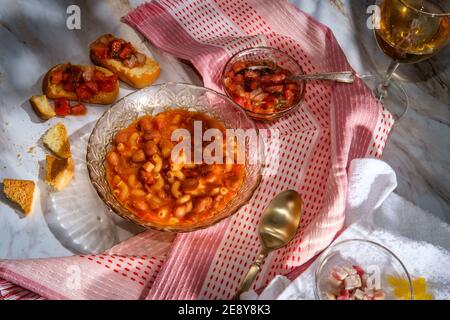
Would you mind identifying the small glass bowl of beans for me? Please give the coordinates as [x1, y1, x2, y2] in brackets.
[222, 47, 306, 121]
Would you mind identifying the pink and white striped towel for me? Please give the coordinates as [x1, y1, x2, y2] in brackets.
[0, 0, 393, 300]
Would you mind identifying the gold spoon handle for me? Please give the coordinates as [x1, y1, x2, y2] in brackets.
[233, 250, 267, 300]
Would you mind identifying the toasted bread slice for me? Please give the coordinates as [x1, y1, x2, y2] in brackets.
[45, 155, 74, 191]
[43, 123, 71, 159]
[91, 54, 160, 89]
[90, 34, 160, 89]
[42, 64, 119, 105]
[29, 95, 56, 120]
[3, 179, 35, 214]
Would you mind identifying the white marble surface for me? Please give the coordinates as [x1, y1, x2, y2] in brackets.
[0, 0, 448, 259]
[292, 0, 450, 221]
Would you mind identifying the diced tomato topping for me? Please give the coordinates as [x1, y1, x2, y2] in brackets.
[51, 70, 64, 85]
[75, 84, 94, 100]
[84, 81, 98, 94]
[110, 40, 122, 58]
[352, 265, 365, 276]
[94, 36, 144, 68]
[97, 75, 117, 92]
[93, 70, 107, 82]
[261, 73, 285, 84]
[119, 44, 133, 60]
[244, 70, 259, 78]
[54, 98, 71, 117]
[285, 83, 298, 91]
[62, 72, 70, 82]
[71, 103, 87, 116]
[336, 290, 350, 300]
[57, 63, 117, 99]
[231, 61, 246, 74]
[97, 80, 115, 92]
[249, 80, 259, 90]
[284, 89, 295, 105]
[91, 43, 109, 59]
[63, 81, 74, 92]
[264, 85, 284, 93]
[223, 59, 300, 114]
[224, 71, 234, 79]
[67, 65, 82, 75]
[233, 74, 244, 85]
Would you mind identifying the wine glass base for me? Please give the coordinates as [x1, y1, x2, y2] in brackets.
[359, 74, 409, 121]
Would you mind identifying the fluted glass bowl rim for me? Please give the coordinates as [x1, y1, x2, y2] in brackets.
[86, 82, 263, 233]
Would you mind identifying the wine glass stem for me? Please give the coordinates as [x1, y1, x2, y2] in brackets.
[377, 60, 400, 99]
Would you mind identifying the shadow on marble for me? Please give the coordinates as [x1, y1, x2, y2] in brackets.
[118, 79, 138, 91]
[34, 125, 52, 159]
[0, 182, 28, 219]
[37, 157, 49, 213]
[134, 30, 204, 85]
[19, 74, 47, 124]
[0, 0, 128, 96]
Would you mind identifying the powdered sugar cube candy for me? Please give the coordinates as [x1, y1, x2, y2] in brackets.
[330, 266, 349, 281]
[343, 266, 357, 275]
[344, 274, 362, 290]
[353, 289, 365, 300]
[328, 273, 343, 287]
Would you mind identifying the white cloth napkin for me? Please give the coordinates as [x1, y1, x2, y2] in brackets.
[241, 158, 450, 300]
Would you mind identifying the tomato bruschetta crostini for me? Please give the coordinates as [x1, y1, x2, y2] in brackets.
[43, 63, 119, 105]
[90, 34, 160, 89]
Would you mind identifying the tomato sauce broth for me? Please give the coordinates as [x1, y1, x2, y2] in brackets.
[105, 109, 245, 226]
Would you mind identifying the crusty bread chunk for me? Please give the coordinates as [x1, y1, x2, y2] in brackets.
[91, 53, 160, 89]
[45, 155, 74, 191]
[2, 179, 36, 214]
[29, 95, 55, 120]
[43, 123, 71, 159]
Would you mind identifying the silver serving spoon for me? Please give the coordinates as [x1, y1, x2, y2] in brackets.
[233, 190, 303, 300]
[246, 65, 355, 83]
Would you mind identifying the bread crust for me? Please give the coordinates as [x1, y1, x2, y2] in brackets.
[42, 64, 119, 105]
[3, 179, 35, 214]
[45, 155, 74, 191]
[90, 35, 160, 89]
[43, 123, 71, 159]
[29, 95, 55, 120]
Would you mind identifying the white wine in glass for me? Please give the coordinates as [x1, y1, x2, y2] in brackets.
[372, 0, 450, 119]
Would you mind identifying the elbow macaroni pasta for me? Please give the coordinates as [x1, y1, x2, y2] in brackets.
[152, 154, 163, 173]
[171, 180, 182, 198]
[105, 110, 245, 226]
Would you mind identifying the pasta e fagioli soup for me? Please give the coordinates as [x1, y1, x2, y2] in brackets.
[105, 109, 246, 226]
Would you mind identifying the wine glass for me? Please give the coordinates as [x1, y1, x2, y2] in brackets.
[368, 0, 450, 119]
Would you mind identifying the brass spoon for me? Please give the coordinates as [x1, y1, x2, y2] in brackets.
[233, 190, 302, 300]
